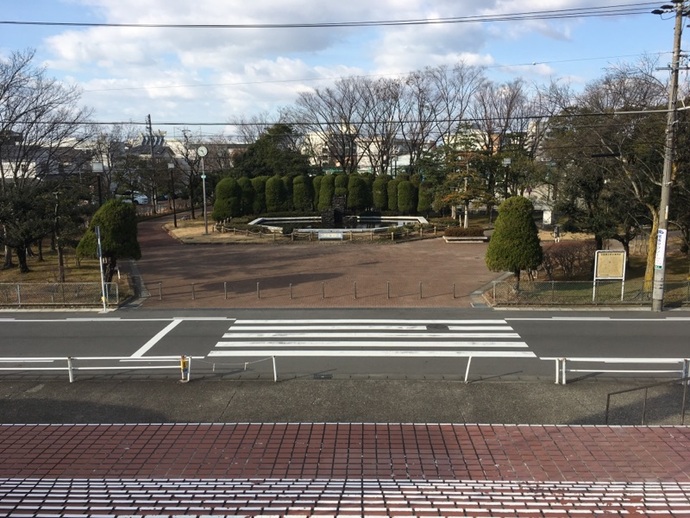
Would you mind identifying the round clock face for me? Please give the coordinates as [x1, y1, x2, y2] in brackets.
[197, 146, 208, 157]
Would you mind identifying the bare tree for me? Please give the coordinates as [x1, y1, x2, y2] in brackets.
[0, 49, 93, 272]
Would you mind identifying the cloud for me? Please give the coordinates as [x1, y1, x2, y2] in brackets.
[30, 0, 641, 127]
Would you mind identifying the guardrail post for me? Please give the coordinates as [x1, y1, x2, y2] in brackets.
[464, 356, 472, 383]
[67, 357, 74, 383]
[561, 358, 567, 385]
[16, 285, 21, 307]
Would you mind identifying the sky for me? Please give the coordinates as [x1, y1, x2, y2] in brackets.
[0, 1, 681, 140]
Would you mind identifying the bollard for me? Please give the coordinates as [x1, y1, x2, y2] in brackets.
[67, 356, 74, 383]
[158, 282, 163, 301]
[224, 282, 228, 300]
[322, 282, 325, 299]
[257, 281, 261, 299]
[289, 283, 293, 300]
[191, 283, 196, 300]
[179, 355, 190, 383]
[387, 281, 390, 299]
[419, 281, 423, 299]
[353, 281, 357, 299]
[453, 283, 456, 299]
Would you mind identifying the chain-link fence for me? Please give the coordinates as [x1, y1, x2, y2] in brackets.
[489, 278, 690, 307]
[0, 282, 119, 308]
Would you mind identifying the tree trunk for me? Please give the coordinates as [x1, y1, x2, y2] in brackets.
[3, 245, 14, 269]
[105, 256, 118, 283]
[15, 246, 30, 273]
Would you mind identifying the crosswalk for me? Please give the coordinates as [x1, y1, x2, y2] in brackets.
[207, 319, 534, 359]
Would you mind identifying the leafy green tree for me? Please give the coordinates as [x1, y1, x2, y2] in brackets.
[397, 180, 417, 214]
[417, 181, 433, 215]
[0, 184, 55, 273]
[318, 174, 335, 211]
[347, 175, 369, 212]
[312, 176, 323, 210]
[231, 123, 311, 178]
[293, 175, 314, 212]
[212, 177, 242, 220]
[372, 176, 389, 211]
[334, 173, 348, 199]
[265, 174, 287, 213]
[387, 178, 399, 212]
[251, 176, 268, 214]
[77, 199, 140, 282]
[485, 196, 543, 288]
[237, 177, 255, 216]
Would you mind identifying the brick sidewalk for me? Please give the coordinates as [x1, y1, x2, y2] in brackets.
[2, 423, 689, 516]
[129, 217, 499, 309]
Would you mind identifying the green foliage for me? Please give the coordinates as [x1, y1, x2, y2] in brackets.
[231, 123, 311, 178]
[397, 180, 417, 214]
[485, 196, 543, 280]
[237, 177, 255, 215]
[76, 199, 140, 282]
[318, 174, 335, 211]
[212, 177, 242, 220]
[372, 176, 389, 211]
[417, 182, 433, 214]
[251, 176, 268, 214]
[444, 226, 485, 237]
[265, 174, 287, 213]
[292, 175, 314, 212]
[387, 179, 399, 212]
[334, 173, 348, 198]
[347, 175, 369, 212]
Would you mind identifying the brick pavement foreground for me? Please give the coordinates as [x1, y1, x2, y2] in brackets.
[1, 423, 689, 516]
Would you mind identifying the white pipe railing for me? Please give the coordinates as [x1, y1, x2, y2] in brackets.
[543, 357, 690, 385]
[0, 355, 197, 383]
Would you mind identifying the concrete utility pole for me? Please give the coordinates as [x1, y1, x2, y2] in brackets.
[651, 1, 686, 311]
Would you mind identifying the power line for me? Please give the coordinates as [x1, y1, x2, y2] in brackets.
[0, 3, 661, 30]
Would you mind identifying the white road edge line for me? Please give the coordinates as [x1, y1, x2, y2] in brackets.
[130, 319, 183, 358]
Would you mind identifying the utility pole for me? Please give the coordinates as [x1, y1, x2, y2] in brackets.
[651, 1, 685, 311]
[145, 115, 159, 217]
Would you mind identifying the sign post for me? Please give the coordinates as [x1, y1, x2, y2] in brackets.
[593, 250, 627, 302]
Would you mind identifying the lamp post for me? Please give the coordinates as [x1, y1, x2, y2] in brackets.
[168, 162, 177, 228]
[197, 146, 209, 235]
[651, 0, 686, 311]
[91, 162, 104, 206]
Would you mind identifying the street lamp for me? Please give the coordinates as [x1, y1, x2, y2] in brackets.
[651, 0, 687, 311]
[168, 162, 177, 228]
[91, 162, 104, 206]
[197, 146, 209, 235]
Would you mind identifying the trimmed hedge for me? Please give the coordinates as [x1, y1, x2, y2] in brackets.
[444, 226, 485, 237]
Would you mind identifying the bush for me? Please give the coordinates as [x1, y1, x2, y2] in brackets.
[444, 226, 485, 237]
[541, 240, 597, 280]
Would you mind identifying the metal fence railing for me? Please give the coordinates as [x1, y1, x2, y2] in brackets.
[0, 282, 119, 308]
[489, 279, 690, 307]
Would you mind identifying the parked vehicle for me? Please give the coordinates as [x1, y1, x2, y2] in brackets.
[118, 191, 149, 205]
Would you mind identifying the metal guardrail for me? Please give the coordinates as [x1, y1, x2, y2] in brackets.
[0, 355, 193, 383]
[490, 279, 690, 307]
[0, 282, 119, 308]
[605, 376, 690, 425]
[543, 357, 689, 385]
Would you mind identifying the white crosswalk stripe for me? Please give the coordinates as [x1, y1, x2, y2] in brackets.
[208, 319, 534, 358]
